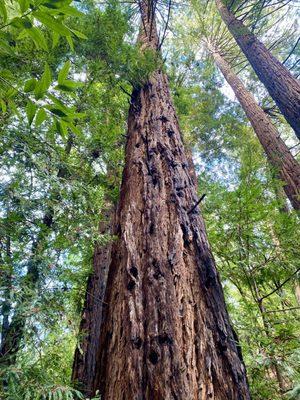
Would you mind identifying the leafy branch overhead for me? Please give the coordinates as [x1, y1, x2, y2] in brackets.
[0, 0, 86, 133]
[0, 1, 299, 400]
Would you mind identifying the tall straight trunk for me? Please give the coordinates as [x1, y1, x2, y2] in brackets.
[215, 0, 300, 140]
[71, 205, 115, 397]
[93, 4, 250, 399]
[210, 46, 300, 210]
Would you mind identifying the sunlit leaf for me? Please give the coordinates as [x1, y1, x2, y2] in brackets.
[34, 63, 52, 99]
[0, 1, 8, 23]
[65, 35, 74, 51]
[33, 11, 71, 36]
[18, 0, 30, 13]
[52, 31, 60, 48]
[58, 61, 71, 84]
[55, 81, 84, 92]
[26, 100, 37, 125]
[35, 108, 48, 127]
[27, 27, 48, 51]
[69, 29, 87, 40]
[0, 99, 7, 113]
[24, 78, 37, 93]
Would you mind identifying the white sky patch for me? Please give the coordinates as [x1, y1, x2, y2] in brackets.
[92, 158, 107, 175]
[220, 80, 236, 102]
[74, 72, 87, 82]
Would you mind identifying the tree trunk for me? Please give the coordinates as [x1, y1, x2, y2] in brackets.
[72, 205, 115, 397]
[93, 5, 250, 399]
[253, 278, 286, 395]
[0, 136, 73, 367]
[210, 46, 300, 210]
[215, 0, 300, 140]
[1, 237, 12, 346]
[0, 212, 53, 367]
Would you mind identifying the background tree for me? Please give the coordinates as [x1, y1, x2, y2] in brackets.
[214, 0, 300, 139]
[0, 0, 299, 399]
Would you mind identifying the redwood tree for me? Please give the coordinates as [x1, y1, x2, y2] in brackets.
[215, 0, 300, 140]
[208, 44, 300, 211]
[71, 206, 115, 397]
[90, 3, 250, 399]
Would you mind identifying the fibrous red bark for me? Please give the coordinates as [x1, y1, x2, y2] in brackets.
[72, 206, 115, 397]
[92, 4, 250, 399]
[210, 45, 300, 210]
[215, 0, 300, 140]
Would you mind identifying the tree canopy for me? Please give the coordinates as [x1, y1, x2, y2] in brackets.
[0, 0, 299, 399]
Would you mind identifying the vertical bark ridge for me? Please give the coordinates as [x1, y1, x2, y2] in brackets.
[215, 0, 300, 140]
[94, 32, 250, 400]
[210, 47, 300, 210]
[72, 206, 115, 396]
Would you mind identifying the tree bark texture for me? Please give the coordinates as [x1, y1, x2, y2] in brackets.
[211, 47, 300, 210]
[93, 6, 250, 399]
[72, 206, 115, 397]
[215, 0, 300, 140]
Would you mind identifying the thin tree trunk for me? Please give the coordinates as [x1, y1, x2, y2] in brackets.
[0, 136, 73, 367]
[93, 4, 250, 399]
[295, 283, 300, 305]
[0, 212, 54, 366]
[273, 180, 290, 213]
[0, 236, 12, 349]
[215, 0, 300, 140]
[258, 301, 285, 394]
[210, 46, 300, 210]
[253, 279, 286, 394]
[235, 213, 286, 395]
[71, 205, 115, 397]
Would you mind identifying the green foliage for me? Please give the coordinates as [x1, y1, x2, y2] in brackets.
[287, 384, 300, 400]
[198, 127, 300, 399]
[0, 1, 299, 399]
[0, 0, 87, 133]
[0, 3, 130, 398]
[168, 27, 300, 395]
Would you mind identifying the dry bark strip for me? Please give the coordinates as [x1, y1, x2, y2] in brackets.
[93, 5, 251, 398]
[72, 206, 115, 397]
[215, 0, 300, 140]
